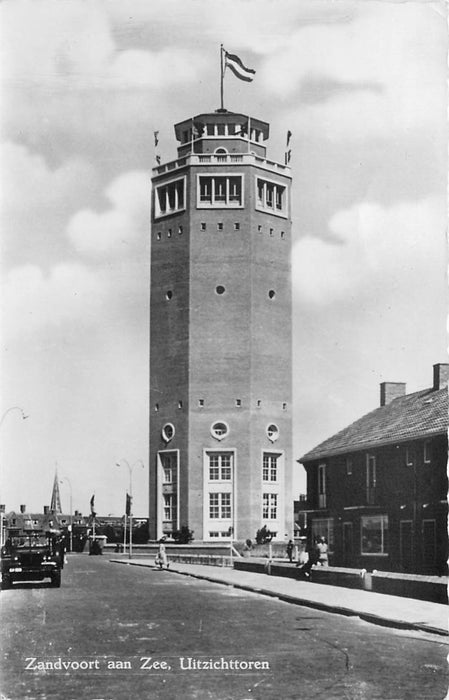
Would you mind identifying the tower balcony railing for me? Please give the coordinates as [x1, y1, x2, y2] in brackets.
[153, 153, 290, 177]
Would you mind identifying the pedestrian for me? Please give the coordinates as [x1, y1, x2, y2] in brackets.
[315, 536, 329, 566]
[296, 539, 317, 579]
[156, 539, 169, 569]
[286, 539, 294, 563]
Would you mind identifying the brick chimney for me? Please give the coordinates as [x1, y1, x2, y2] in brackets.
[20, 504, 26, 513]
[43, 505, 50, 515]
[380, 382, 406, 406]
[433, 363, 449, 390]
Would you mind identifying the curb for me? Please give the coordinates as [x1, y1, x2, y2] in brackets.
[110, 559, 448, 638]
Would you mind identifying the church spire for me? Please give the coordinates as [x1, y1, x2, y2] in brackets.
[50, 466, 62, 514]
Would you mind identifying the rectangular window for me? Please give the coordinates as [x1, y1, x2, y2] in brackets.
[197, 175, 243, 208]
[318, 464, 327, 508]
[312, 518, 334, 552]
[208, 453, 232, 481]
[160, 452, 177, 475]
[361, 514, 388, 555]
[256, 177, 287, 216]
[163, 494, 177, 521]
[209, 493, 232, 519]
[263, 453, 278, 482]
[424, 441, 431, 464]
[366, 454, 376, 504]
[262, 493, 278, 519]
[346, 458, 353, 475]
[154, 177, 186, 219]
[405, 446, 414, 467]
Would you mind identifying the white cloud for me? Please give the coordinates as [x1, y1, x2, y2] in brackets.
[66, 171, 148, 256]
[1, 0, 202, 90]
[1, 141, 96, 212]
[1, 263, 109, 338]
[292, 196, 446, 304]
[261, 3, 446, 137]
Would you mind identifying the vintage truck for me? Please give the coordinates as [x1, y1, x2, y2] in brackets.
[1, 528, 64, 589]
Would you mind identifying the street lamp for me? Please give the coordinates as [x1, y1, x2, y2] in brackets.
[0, 406, 28, 429]
[60, 477, 73, 553]
[115, 459, 144, 559]
[0, 407, 27, 545]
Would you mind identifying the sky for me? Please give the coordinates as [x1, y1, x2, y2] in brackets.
[0, 0, 447, 519]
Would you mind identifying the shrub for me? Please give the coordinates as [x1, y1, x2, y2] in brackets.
[255, 525, 273, 545]
[172, 526, 194, 544]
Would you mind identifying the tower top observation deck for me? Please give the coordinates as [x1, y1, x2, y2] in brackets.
[174, 109, 270, 159]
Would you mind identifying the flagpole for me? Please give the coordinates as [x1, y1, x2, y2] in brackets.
[123, 513, 127, 553]
[220, 44, 224, 110]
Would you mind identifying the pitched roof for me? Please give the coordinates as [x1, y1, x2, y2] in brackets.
[300, 386, 448, 462]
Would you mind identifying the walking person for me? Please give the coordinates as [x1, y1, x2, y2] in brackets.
[156, 539, 169, 569]
[286, 539, 294, 563]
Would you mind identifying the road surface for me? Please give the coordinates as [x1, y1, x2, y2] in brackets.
[1, 554, 447, 699]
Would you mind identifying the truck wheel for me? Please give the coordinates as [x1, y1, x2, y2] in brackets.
[51, 571, 61, 588]
[2, 574, 12, 590]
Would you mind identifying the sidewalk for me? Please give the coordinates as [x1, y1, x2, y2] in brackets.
[110, 558, 448, 637]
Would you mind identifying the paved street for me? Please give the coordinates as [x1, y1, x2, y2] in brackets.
[1, 554, 447, 700]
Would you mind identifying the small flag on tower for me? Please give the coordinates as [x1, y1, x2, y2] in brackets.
[224, 51, 256, 82]
[90, 494, 96, 518]
[286, 130, 292, 147]
[154, 131, 159, 147]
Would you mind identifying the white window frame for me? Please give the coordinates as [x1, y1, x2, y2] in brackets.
[210, 421, 230, 441]
[255, 175, 288, 218]
[209, 492, 232, 519]
[208, 452, 233, 482]
[262, 452, 280, 483]
[156, 449, 180, 538]
[423, 440, 431, 464]
[203, 448, 236, 541]
[196, 173, 244, 208]
[266, 423, 279, 443]
[262, 492, 278, 520]
[163, 493, 177, 521]
[154, 176, 186, 219]
[162, 422, 175, 443]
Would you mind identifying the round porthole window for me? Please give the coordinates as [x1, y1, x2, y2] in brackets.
[166, 290, 173, 300]
[216, 285, 225, 295]
[162, 423, 175, 442]
[266, 424, 279, 442]
[211, 421, 229, 441]
[268, 290, 276, 299]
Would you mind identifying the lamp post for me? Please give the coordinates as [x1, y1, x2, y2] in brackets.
[0, 407, 27, 545]
[0, 504, 5, 548]
[115, 459, 144, 559]
[0, 406, 28, 429]
[60, 477, 73, 553]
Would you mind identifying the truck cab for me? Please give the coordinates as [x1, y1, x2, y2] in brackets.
[1, 529, 64, 589]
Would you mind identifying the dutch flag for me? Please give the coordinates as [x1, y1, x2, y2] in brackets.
[224, 51, 256, 82]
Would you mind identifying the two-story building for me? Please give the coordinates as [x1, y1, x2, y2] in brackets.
[298, 363, 448, 575]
